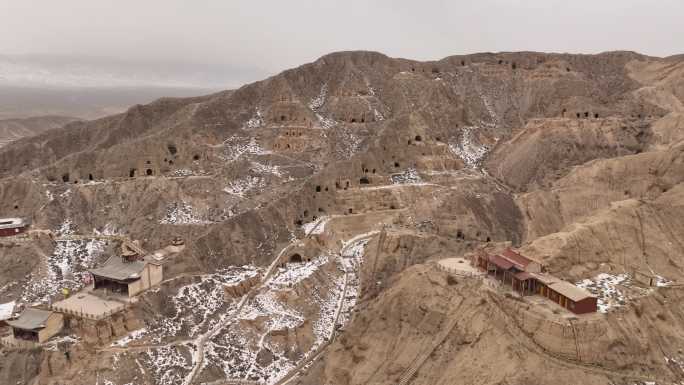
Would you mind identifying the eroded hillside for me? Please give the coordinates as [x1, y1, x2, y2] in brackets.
[1, 50, 684, 385]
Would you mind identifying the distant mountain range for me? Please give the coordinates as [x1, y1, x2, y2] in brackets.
[0, 53, 269, 120]
[0, 115, 81, 148]
[0, 85, 217, 120]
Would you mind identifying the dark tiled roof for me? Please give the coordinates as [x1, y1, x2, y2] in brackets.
[89, 256, 146, 281]
[7, 308, 52, 331]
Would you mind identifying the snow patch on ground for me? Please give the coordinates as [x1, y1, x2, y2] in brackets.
[146, 267, 260, 343]
[391, 168, 423, 184]
[56, 218, 75, 236]
[20, 232, 106, 304]
[160, 201, 211, 225]
[143, 343, 196, 385]
[250, 161, 283, 177]
[43, 335, 79, 351]
[111, 327, 149, 347]
[576, 273, 631, 313]
[238, 292, 304, 330]
[308, 84, 327, 111]
[266, 254, 330, 289]
[373, 108, 385, 121]
[221, 136, 270, 162]
[301, 216, 329, 235]
[171, 169, 194, 177]
[337, 238, 368, 328]
[655, 275, 673, 287]
[245, 108, 264, 129]
[316, 113, 337, 129]
[309, 84, 337, 129]
[449, 127, 489, 168]
[335, 127, 362, 159]
[224, 176, 267, 198]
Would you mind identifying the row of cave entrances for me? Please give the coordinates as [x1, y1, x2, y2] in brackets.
[562, 109, 600, 119]
[61, 168, 157, 183]
[314, 175, 373, 194]
[61, 173, 95, 184]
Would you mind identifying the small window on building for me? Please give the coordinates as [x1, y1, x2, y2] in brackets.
[62, 173, 70, 183]
[146, 169, 153, 176]
[315, 185, 321, 192]
[348, 208, 353, 214]
[88, 174, 94, 181]
[415, 135, 422, 142]
[129, 169, 136, 178]
[360, 177, 370, 185]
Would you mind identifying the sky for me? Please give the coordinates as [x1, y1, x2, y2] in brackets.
[0, 0, 682, 89]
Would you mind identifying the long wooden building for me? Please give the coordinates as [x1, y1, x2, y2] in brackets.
[474, 248, 597, 314]
[0, 217, 30, 237]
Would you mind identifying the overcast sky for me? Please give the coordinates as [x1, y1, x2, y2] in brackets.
[0, 0, 682, 89]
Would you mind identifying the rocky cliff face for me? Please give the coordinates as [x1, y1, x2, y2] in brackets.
[1, 50, 684, 385]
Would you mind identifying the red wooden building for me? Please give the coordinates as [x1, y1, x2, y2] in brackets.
[0, 218, 30, 237]
[473, 248, 597, 314]
[531, 273, 598, 314]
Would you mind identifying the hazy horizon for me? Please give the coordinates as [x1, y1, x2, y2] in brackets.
[1, 0, 683, 120]
[2, 0, 683, 90]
